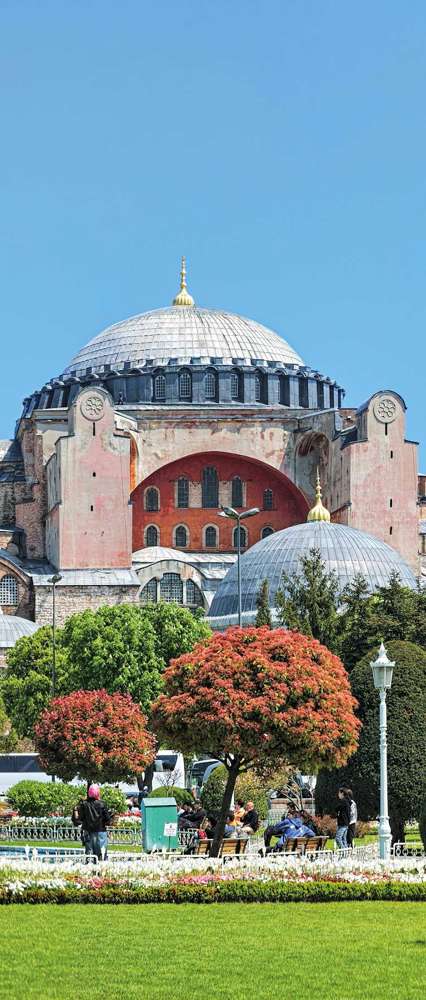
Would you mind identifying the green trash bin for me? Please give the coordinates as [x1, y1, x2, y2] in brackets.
[141, 797, 179, 852]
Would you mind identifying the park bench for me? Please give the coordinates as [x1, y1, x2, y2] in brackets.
[294, 836, 327, 855]
[195, 838, 249, 857]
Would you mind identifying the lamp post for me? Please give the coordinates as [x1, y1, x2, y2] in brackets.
[370, 642, 395, 861]
[218, 506, 260, 626]
[47, 573, 62, 784]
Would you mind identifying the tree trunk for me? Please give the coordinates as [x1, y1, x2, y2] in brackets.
[209, 757, 240, 858]
[390, 813, 405, 845]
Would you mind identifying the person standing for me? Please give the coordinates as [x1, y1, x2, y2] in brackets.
[335, 787, 351, 849]
[72, 784, 112, 863]
[345, 787, 357, 849]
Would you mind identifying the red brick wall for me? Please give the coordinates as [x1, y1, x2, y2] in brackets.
[131, 451, 308, 552]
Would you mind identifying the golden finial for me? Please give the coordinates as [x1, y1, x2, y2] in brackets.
[172, 256, 195, 307]
[307, 468, 330, 523]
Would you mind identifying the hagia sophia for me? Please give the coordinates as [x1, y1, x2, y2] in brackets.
[0, 258, 424, 657]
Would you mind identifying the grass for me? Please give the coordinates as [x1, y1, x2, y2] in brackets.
[0, 903, 425, 999]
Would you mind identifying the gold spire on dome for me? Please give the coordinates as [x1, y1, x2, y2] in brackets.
[172, 256, 195, 307]
[307, 469, 331, 523]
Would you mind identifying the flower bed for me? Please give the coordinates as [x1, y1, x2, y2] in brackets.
[0, 854, 425, 903]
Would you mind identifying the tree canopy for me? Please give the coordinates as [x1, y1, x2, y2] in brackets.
[275, 548, 340, 649]
[275, 551, 425, 671]
[315, 640, 426, 842]
[34, 689, 156, 784]
[151, 626, 360, 854]
[1, 602, 211, 738]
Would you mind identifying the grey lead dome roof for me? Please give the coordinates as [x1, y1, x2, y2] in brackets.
[209, 521, 417, 618]
[62, 306, 304, 376]
[0, 610, 40, 649]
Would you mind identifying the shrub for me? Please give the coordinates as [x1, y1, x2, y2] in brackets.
[234, 772, 268, 820]
[419, 787, 426, 851]
[6, 780, 126, 818]
[1, 880, 425, 905]
[312, 814, 336, 838]
[149, 786, 193, 806]
[97, 786, 126, 816]
[200, 766, 227, 815]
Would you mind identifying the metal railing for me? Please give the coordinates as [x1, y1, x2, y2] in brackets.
[0, 824, 200, 851]
[392, 841, 425, 857]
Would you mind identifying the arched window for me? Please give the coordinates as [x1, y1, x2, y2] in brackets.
[177, 477, 189, 508]
[205, 370, 217, 401]
[317, 381, 324, 409]
[145, 487, 159, 512]
[205, 525, 217, 548]
[231, 476, 243, 508]
[231, 370, 242, 401]
[233, 525, 247, 550]
[202, 466, 218, 508]
[261, 526, 274, 539]
[145, 525, 159, 547]
[263, 489, 273, 511]
[175, 525, 188, 548]
[160, 573, 183, 603]
[186, 580, 204, 607]
[279, 375, 290, 406]
[141, 579, 158, 604]
[0, 575, 18, 605]
[298, 378, 309, 408]
[329, 386, 335, 408]
[154, 374, 166, 401]
[179, 370, 192, 400]
[254, 372, 267, 403]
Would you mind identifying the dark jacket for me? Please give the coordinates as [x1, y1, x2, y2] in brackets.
[242, 809, 259, 832]
[75, 798, 111, 833]
[336, 797, 351, 827]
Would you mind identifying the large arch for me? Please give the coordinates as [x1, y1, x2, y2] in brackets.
[131, 451, 309, 553]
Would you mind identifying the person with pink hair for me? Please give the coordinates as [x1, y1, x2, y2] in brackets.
[72, 784, 112, 863]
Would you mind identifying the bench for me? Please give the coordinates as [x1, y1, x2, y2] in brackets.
[294, 836, 328, 855]
[195, 838, 248, 857]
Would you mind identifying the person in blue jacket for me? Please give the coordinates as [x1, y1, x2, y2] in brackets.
[264, 807, 299, 852]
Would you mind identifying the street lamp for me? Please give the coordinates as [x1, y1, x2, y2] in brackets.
[47, 574, 62, 700]
[47, 573, 62, 784]
[370, 642, 395, 861]
[218, 505, 260, 626]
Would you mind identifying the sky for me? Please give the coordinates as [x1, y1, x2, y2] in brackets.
[0, 1, 425, 466]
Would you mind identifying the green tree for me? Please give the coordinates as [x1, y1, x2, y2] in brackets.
[315, 640, 426, 843]
[139, 602, 211, 666]
[338, 575, 381, 670]
[275, 548, 340, 650]
[0, 694, 18, 752]
[255, 579, 272, 628]
[1, 602, 211, 741]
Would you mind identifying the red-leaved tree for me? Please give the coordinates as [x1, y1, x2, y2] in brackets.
[151, 627, 360, 855]
[34, 689, 156, 784]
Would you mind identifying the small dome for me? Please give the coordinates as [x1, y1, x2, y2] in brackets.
[62, 307, 304, 376]
[0, 609, 40, 649]
[209, 521, 417, 619]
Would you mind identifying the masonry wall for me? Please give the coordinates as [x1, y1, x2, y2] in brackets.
[131, 451, 309, 552]
[34, 584, 140, 628]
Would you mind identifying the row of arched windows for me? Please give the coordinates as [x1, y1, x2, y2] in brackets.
[140, 574, 204, 608]
[0, 575, 18, 605]
[144, 523, 274, 549]
[145, 477, 274, 512]
[153, 369, 223, 403]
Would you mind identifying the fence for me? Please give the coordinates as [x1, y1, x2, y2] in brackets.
[0, 823, 199, 851]
[392, 841, 425, 857]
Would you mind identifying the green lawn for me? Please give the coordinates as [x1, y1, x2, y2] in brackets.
[0, 903, 425, 999]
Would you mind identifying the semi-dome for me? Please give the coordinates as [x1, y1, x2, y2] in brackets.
[0, 609, 40, 649]
[209, 521, 417, 619]
[63, 306, 304, 376]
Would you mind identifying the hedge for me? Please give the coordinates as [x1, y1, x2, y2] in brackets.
[148, 786, 193, 806]
[1, 880, 425, 904]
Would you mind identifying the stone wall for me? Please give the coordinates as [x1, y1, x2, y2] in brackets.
[34, 584, 141, 628]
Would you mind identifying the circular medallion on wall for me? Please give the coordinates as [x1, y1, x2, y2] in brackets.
[80, 393, 105, 421]
[373, 395, 397, 424]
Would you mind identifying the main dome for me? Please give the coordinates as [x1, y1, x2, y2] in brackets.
[209, 521, 417, 619]
[62, 306, 305, 376]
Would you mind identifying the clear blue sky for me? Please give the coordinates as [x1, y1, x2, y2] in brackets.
[1, 1, 425, 466]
